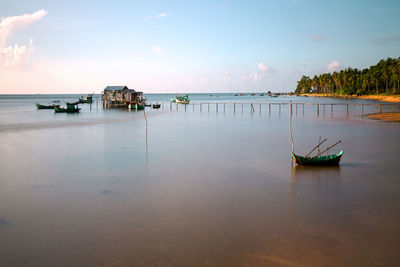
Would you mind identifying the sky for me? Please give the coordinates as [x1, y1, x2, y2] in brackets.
[0, 0, 399, 94]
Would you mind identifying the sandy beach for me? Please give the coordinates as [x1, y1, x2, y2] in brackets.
[368, 112, 400, 122]
[301, 94, 400, 103]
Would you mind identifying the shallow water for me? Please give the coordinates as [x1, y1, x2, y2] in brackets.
[1, 94, 400, 266]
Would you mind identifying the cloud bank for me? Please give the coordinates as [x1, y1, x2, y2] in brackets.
[0, 9, 47, 70]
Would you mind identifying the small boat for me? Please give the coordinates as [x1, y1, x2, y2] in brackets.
[144, 104, 151, 107]
[175, 95, 190, 104]
[292, 150, 343, 166]
[152, 103, 161, 109]
[55, 103, 80, 113]
[128, 103, 145, 110]
[66, 101, 80, 105]
[79, 93, 94, 104]
[36, 101, 60, 109]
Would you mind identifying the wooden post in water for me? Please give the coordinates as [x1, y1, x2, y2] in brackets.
[269, 103, 271, 116]
[176, 103, 178, 111]
[259, 104, 261, 115]
[200, 102, 202, 112]
[346, 104, 349, 117]
[279, 104, 281, 116]
[208, 103, 210, 112]
[224, 103, 226, 113]
[233, 103, 236, 114]
[170, 102, 172, 110]
[317, 104, 319, 117]
[216, 103, 218, 113]
[379, 104, 382, 114]
[241, 103, 243, 113]
[362, 104, 364, 118]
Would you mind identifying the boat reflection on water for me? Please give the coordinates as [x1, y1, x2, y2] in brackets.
[291, 165, 341, 181]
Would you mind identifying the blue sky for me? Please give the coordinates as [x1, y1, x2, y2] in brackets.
[0, 0, 399, 93]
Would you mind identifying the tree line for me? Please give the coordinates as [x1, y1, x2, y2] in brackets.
[295, 57, 400, 95]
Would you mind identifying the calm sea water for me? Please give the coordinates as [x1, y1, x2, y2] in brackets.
[1, 94, 400, 266]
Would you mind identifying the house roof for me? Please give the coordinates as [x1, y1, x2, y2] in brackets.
[104, 86, 135, 92]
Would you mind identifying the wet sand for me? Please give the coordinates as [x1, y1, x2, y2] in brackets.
[368, 112, 400, 122]
[302, 93, 400, 103]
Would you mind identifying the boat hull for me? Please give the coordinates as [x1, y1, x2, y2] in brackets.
[175, 100, 189, 104]
[292, 150, 343, 166]
[54, 107, 80, 113]
[152, 104, 161, 109]
[36, 103, 59, 109]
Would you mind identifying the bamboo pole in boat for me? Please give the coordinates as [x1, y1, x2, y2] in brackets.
[318, 136, 321, 155]
[311, 140, 341, 159]
[289, 101, 294, 166]
[305, 138, 327, 158]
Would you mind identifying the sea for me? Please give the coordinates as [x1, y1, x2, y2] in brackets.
[0, 93, 400, 266]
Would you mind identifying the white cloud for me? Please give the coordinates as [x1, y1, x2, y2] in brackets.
[0, 9, 47, 47]
[152, 46, 162, 55]
[146, 13, 167, 21]
[0, 10, 47, 70]
[327, 60, 340, 72]
[258, 62, 270, 72]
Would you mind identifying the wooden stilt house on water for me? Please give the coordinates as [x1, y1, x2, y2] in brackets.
[102, 86, 145, 108]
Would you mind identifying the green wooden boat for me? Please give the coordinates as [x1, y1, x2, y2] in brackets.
[36, 101, 60, 109]
[128, 103, 145, 110]
[292, 150, 343, 166]
[79, 93, 93, 104]
[55, 103, 80, 113]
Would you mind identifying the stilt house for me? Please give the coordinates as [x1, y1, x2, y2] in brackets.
[102, 86, 145, 106]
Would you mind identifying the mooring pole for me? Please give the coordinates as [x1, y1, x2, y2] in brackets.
[346, 104, 349, 117]
[362, 104, 364, 118]
[317, 104, 319, 117]
[289, 101, 294, 166]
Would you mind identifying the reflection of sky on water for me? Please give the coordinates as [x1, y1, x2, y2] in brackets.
[0, 95, 400, 266]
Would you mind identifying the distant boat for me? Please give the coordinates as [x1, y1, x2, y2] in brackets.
[170, 97, 176, 102]
[128, 103, 144, 110]
[36, 100, 60, 109]
[292, 151, 343, 166]
[175, 95, 190, 104]
[79, 93, 94, 104]
[55, 103, 80, 113]
[152, 103, 161, 109]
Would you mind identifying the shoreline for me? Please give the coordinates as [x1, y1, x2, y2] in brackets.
[301, 93, 400, 103]
[368, 112, 400, 122]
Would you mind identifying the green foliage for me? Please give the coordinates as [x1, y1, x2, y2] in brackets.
[296, 57, 400, 95]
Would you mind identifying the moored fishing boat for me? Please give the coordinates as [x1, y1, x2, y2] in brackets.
[55, 103, 80, 113]
[128, 103, 145, 110]
[36, 100, 61, 109]
[292, 150, 343, 166]
[152, 103, 161, 109]
[79, 93, 94, 104]
[175, 94, 190, 104]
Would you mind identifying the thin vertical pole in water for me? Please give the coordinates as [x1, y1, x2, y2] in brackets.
[208, 103, 210, 112]
[224, 103, 226, 113]
[144, 108, 148, 153]
[170, 102, 172, 111]
[200, 102, 202, 112]
[216, 103, 218, 113]
[241, 103, 243, 113]
[234, 103, 236, 114]
[379, 104, 382, 113]
[176, 103, 178, 111]
[289, 101, 294, 166]
[346, 104, 349, 118]
[259, 104, 261, 115]
[269, 103, 271, 116]
[392, 104, 394, 114]
[279, 104, 281, 116]
[362, 104, 364, 118]
[317, 104, 319, 117]
[96, 97, 98, 109]
[185, 103, 186, 112]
